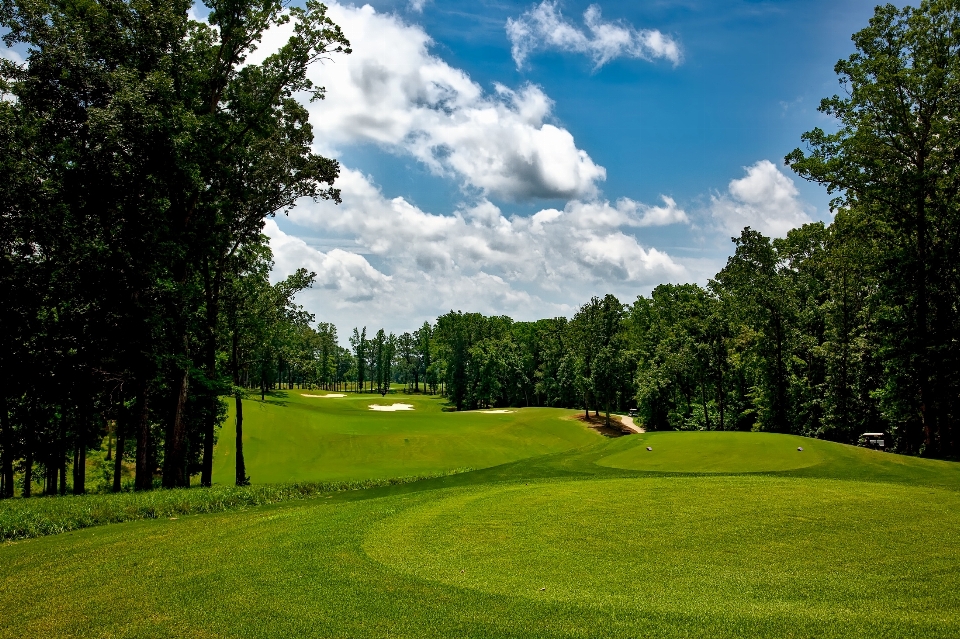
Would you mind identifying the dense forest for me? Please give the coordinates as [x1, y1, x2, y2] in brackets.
[1, 1, 958, 498]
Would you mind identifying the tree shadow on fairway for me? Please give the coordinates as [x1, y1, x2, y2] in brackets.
[255, 390, 289, 407]
[574, 414, 630, 438]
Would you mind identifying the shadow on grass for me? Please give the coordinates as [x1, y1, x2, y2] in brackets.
[575, 414, 630, 438]
[253, 390, 289, 407]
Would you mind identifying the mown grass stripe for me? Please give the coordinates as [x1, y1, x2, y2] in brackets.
[0, 469, 471, 542]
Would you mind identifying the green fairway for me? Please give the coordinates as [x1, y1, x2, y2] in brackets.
[212, 391, 597, 483]
[597, 431, 829, 472]
[367, 477, 960, 629]
[3, 407, 960, 638]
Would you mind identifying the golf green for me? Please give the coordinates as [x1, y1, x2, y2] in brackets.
[596, 431, 828, 472]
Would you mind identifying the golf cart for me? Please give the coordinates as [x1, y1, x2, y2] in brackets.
[858, 432, 888, 450]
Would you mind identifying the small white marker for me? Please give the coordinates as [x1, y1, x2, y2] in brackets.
[646, 447, 652, 451]
[797, 447, 803, 451]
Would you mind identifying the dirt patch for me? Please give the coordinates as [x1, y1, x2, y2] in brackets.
[575, 414, 631, 438]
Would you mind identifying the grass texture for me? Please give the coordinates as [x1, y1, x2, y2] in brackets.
[212, 390, 595, 483]
[2, 398, 960, 638]
[0, 470, 470, 541]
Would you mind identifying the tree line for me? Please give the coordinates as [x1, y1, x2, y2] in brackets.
[0, 0, 350, 497]
[271, 183, 957, 460]
[1, 1, 958, 498]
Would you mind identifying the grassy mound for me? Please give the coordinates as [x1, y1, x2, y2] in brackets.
[212, 391, 595, 483]
[596, 431, 828, 472]
[596, 431, 960, 488]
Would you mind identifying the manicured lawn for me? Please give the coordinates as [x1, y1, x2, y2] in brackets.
[3, 407, 960, 638]
[212, 390, 596, 483]
[596, 430, 828, 472]
[368, 477, 960, 636]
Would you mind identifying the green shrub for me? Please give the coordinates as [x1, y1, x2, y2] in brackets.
[0, 469, 470, 541]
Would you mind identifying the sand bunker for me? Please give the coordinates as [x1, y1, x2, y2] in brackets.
[369, 403, 415, 412]
[481, 410, 515, 414]
[302, 393, 346, 398]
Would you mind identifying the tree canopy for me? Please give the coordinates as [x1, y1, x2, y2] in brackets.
[0, 0, 349, 496]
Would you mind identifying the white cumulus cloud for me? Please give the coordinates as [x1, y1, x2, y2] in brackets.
[408, 0, 429, 13]
[0, 46, 25, 66]
[507, 2, 681, 70]
[264, 219, 391, 303]
[289, 167, 686, 284]
[710, 160, 813, 238]
[269, 167, 688, 332]
[261, 3, 606, 200]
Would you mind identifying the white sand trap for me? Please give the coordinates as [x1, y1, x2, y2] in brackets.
[369, 403, 415, 412]
[302, 393, 346, 398]
[481, 409, 515, 414]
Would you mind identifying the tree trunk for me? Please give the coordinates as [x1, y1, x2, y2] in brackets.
[73, 401, 87, 495]
[23, 446, 32, 498]
[200, 399, 215, 486]
[235, 392, 246, 486]
[134, 381, 153, 491]
[701, 376, 710, 431]
[73, 437, 86, 495]
[231, 330, 247, 486]
[200, 269, 220, 486]
[916, 188, 931, 452]
[0, 395, 12, 498]
[717, 363, 725, 431]
[163, 360, 190, 488]
[113, 414, 125, 493]
[46, 459, 56, 495]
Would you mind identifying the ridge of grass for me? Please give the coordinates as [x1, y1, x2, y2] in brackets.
[0, 468, 472, 542]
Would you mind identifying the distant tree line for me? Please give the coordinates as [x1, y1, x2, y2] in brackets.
[318, 185, 956, 458]
[400, 219, 931, 450]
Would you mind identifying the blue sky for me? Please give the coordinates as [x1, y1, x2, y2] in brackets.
[335, 0, 867, 214]
[262, 0, 891, 337]
[4, 0, 892, 337]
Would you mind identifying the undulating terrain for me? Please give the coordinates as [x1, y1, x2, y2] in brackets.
[2, 391, 959, 638]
